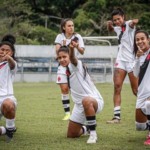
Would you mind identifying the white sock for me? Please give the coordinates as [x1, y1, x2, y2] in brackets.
[61, 94, 70, 114]
[6, 119, 15, 129]
[114, 106, 121, 119]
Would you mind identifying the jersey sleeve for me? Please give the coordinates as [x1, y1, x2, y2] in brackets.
[54, 34, 62, 45]
[114, 26, 121, 37]
[57, 65, 66, 75]
[11, 61, 18, 74]
[126, 20, 136, 31]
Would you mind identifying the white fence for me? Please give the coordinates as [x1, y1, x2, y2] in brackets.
[14, 44, 120, 83]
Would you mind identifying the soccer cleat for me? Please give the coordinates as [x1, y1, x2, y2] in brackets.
[87, 134, 97, 144]
[62, 113, 70, 121]
[144, 136, 150, 145]
[106, 118, 120, 124]
[6, 128, 16, 142]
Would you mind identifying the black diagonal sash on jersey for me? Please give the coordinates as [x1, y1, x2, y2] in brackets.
[138, 52, 150, 86]
[118, 24, 126, 44]
[66, 66, 71, 88]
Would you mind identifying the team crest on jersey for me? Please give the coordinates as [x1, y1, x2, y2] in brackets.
[57, 76, 61, 82]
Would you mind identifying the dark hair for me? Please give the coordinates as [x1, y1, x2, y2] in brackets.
[133, 30, 149, 55]
[60, 18, 74, 33]
[111, 7, 125, 19]
[58, 46, 69, 54]
[0, 34, 16, 59]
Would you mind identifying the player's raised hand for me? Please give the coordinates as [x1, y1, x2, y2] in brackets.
[136, 46, 144, 58]
[107, 20, 114, 31]
[107, 20, 113, 26]
[0, 51, 11, 61]
[132, 19, 139, 24]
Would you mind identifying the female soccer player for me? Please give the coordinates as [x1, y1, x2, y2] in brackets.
[107, 8, 138, 123]
[55, 18, 85, 120]
[133, 30, 150, 145]
[56, 44, 104, 144]
[0, 34, 17, 142]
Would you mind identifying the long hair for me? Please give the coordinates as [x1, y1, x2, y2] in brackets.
[0, 34, 16, 59]
[133, 30, 149, 56]
[60, 18, 74, 33]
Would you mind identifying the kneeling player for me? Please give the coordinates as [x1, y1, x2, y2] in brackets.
[57, 44, 104, 144]
[0, 34, 17, 142]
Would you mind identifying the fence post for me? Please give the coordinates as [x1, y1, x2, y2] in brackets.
[20, 60, 24, 82]
[48, 58, 52, 82]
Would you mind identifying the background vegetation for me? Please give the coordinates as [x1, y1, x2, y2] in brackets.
[0, 82, 149, 150]
[0, 0, 150, 45]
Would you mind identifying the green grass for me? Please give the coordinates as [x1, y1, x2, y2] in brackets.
[0, 82, 149, 150]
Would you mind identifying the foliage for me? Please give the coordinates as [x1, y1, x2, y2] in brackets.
[27, 26, 57, 45]
[139, 12, 150, 33]
[0, 0, 150, 44]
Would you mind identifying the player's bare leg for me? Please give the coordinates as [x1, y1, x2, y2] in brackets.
[107, 69, 126, 124]
[1, 99, 16, 142]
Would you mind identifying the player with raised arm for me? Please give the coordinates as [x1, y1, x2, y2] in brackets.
[0, 34, 17, 142]
[57, 43, 104, 144]
[133, 30, 150, 145]
[106, 7, 138, 124]
[55, 18, 85, 120]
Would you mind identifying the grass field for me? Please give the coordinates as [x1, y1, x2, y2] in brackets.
[0, 82, 149, 150]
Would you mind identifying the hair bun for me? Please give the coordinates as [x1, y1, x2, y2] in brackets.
[1, 34, 16, 45]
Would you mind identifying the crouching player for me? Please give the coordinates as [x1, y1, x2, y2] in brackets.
[56, 44, 104, 144]
[0, 34, 17, 142]
[133, 30, 150, 145]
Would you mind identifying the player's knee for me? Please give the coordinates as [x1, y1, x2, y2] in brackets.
[82, 98, 92, 109]
[61, 86, 69, 94]
[114, 83, 121, 94]
[2, 100, 15, 115]
[135, 122, 147, 131]
[67, 131, 80, 138]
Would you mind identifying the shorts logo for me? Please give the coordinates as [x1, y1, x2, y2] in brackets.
[57, 76, 61, 82]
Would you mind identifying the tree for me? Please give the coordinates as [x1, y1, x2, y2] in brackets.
[0, 0, 150, 45]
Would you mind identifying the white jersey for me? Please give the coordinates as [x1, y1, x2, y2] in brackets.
[133, 49, 150, 108]
[68, 60, 103, 104]
[0, 61, 17, 96]
[54, 33, 85, 56]
[114, 20, 136, 62]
